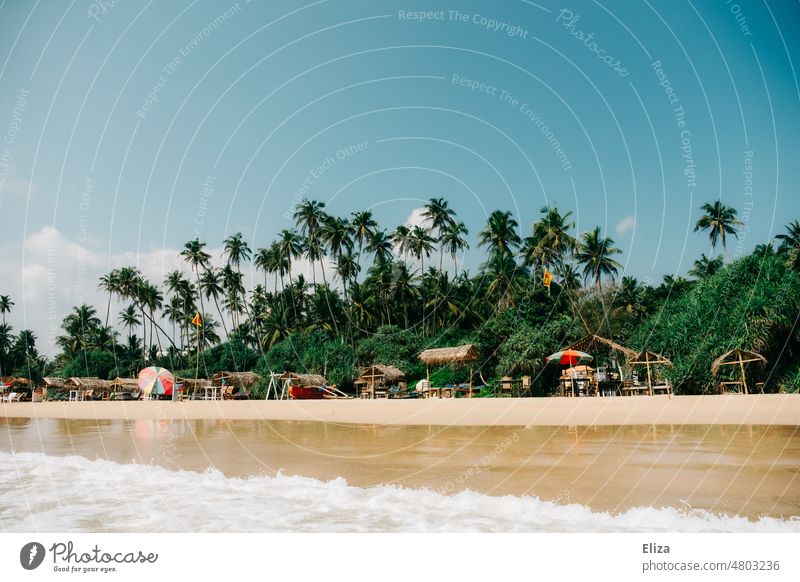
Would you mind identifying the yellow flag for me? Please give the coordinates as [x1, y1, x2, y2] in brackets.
[191, 312, 203, 327]
[543, 269, 553, 289]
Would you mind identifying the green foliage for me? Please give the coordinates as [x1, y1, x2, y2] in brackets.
[631, 254, 800, 393]
[198, 337, 259, 377]
[356, 325, 426, 379]
[60, 350, 118, 380]
[257, 330, 357, 389]
[494, 315, 583, 395]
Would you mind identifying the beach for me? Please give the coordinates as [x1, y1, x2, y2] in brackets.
[2, 394, 799, 426]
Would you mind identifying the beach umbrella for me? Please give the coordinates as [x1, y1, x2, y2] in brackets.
[546, 349, 593, 366]
[138, 366, 175, 397]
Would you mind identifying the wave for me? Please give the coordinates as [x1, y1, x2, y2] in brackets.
[0, 451, 797, 533]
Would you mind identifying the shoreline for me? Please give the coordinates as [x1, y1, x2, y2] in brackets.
[2, 394, 799, 426]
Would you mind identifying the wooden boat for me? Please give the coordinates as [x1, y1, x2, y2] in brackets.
[288, 384, 325, 400]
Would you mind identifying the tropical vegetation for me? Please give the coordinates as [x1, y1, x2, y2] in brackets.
[2, 198, 799, 396]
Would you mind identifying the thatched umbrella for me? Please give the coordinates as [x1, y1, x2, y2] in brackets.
[628, 351, 673, 393]
[418, 344, 479, 396]
[355, 365, 405, 397]
[711, 349, 766, 394]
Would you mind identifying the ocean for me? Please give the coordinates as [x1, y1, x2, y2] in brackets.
[1, 419, 798, 532]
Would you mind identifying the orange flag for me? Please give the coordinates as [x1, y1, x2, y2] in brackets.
[543, 269, 553, 289]
[191, 312, 203, 327]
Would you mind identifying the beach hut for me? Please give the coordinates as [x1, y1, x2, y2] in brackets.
[355, 364, 405, 398]
[175, 377, 211, 400]
[41, 377, 65, 401]
[627, 352, 673, 395]
[418, 344, 479, 397]
[211, 371, 262, 399]
[64, 377, 111, 401]
[711, 349, 767, 394]
[109, 377, 139, 400]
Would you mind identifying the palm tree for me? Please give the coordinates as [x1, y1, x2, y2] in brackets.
[575, 227, 622, 288]
[57, 304, 101, 354]
[694, 200, 742, 253]
[408, 225, 435, 275]
[253, 246, 274, 291]
[321, 215, 352, 263]
[294, 200, 328, 284]
[119, 305, 141, 339]
[689, 253, 724, 279]
[776, 219, 800, 270]
[200, 268, 229, 336]
[520, 205, 576, 277]
[0, 295, 13, 326]
[478, 210, 521, 260]
[390, 225, 412, 264]
[440, 221, 469, 275]
[422, 197, 457, 271]
[277, 229, 303, 286]
[180, 239, 212, 345]
[367, 229, 393, 263]
[350, 210, 378, 270]
[390, 261, 418, 328]
[97, 272, 119, 326]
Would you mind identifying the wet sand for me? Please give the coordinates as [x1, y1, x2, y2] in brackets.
[2, 417, 799, 519]
[2, 394, 799, 426]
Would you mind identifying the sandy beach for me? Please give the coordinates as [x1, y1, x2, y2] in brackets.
[2, 394, 798, 426]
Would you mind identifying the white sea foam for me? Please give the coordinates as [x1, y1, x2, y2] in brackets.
[0, 451, 797, 533]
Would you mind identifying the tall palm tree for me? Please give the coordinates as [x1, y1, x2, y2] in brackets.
[390, 225, 412, 264]
[440, 221, 469, 275]
[253, 246, 273, 291]
[0, 295, 13, 326]
[422, 197, 457, 271]
[277, 229, 303, 286]
[294, 200, 328, 284]
[350, 210, 377, 270]
[575, 227, 622, 289]
[478, 210, 521, 260]
[390, 261, 418, 328]
[119, 304, 141, 339]
[520, 205, 576, 277]
[200, 268, 229, 337]
[694, 200, 742, 253]
[367, 229, 393, 263]
[408, 225, 435, 275]
[97, 272, 119, 326]
[180, 239, 211, 345]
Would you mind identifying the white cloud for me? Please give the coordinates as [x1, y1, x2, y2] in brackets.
[404, 207, 431, 230]
[616, 215, 635, 236]
[0, 227, 350, 354]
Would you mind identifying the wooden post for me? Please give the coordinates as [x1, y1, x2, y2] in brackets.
[738, 351, 748, 394]
[426, 365, 430, 381]
[469, 366, 473, 398]
[645, 352, 653, 396]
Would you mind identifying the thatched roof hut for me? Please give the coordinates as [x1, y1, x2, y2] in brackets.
[629, 351, 673, 367]
[280, 372, 327, 386]
[176, 377, 211, 390]
[42, 377, 66, 389]
[2, 376, 32, 388]
[355, 365, 405, 387]
[211, 371, 262, 388]
[711, 349, 766, 375]
[418, 344, 479, 366]
[109, 377, 139, 390]
[711, 348, 767, 395]
[64, 377, 111, 391]
[568, 335, 637, 359]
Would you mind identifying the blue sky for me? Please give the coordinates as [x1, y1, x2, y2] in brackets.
[0, 0, 798, 353]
